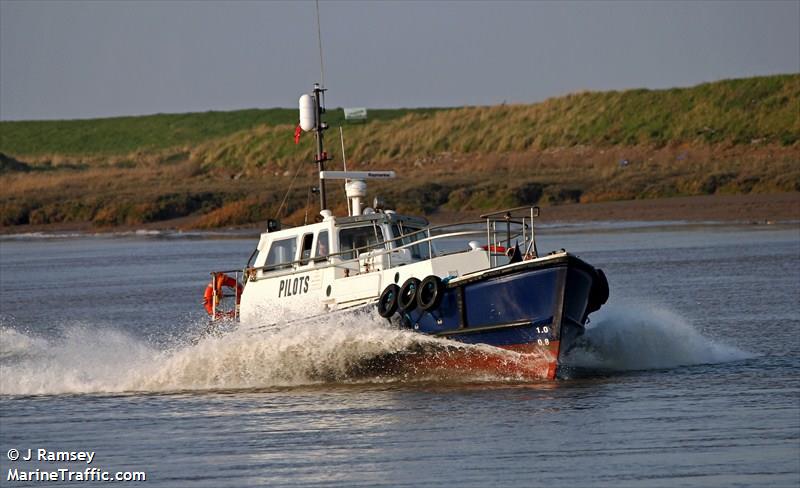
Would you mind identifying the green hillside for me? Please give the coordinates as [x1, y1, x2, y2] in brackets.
[1, 74, 797, 164]
[190, 74, 799, 173]
[1, 74, 798, 230]
[0, 107, 443, 157]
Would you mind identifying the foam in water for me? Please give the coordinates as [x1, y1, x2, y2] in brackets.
[0, 304, 753, 396]
[562, 303, 754, 372]
[0, 311, 545, 396]
[0, 325, 157, 395]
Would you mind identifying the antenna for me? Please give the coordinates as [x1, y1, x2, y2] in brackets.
[314, 1, 328, 210]
[340, 127, 351, 216]
[297, 2, 331, 212]
[320, 171, 396, 217]
[340, 127, 348, 172]
[315, 0, 325, 89]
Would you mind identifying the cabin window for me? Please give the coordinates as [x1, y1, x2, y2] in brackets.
[339, 225, 384, 260]
[265, 237, 297, 270]
[392, 224, 430, 260]
[314, 231, 329, 262]
[300, 233, 314, 264]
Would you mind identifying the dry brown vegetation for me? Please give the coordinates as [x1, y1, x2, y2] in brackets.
[1, 74, 798, 231]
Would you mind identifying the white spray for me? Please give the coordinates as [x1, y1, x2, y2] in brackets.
[0, 304, 753, 396]
[562, 303, 753, 371]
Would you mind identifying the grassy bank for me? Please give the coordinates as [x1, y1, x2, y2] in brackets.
[0, 107, 444, 157]
[1, 74, 798, 230]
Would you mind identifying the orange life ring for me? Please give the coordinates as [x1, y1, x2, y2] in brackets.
[203, 274, 243, 317]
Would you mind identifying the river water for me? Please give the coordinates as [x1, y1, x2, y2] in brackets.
[1, 223, 798, 487]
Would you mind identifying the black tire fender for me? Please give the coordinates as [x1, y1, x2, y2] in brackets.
[417, 275, 444, 311]
[377, 284, 400, 318]
[585, 268, 610, 317]
[397, 277, 421, 312]
[593, 268, 609, 307]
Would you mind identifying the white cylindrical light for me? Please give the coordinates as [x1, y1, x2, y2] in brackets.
[299, 94, 316, 132]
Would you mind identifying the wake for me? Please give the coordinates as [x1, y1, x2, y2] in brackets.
[561, 304, 754, 372]
[0, 304, 753, 396]
[0, 312, 544, 396]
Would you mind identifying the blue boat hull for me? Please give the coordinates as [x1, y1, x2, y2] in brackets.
[396, 255, 607, 379]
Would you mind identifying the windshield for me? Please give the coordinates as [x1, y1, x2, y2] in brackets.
[392, 223, 431, 260]
[265, 237, 297, 270]
[339, 225, 385, 260]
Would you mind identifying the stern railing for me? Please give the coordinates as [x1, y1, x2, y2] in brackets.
[208, 269, 244, 321]
[480, 206, 540, 267]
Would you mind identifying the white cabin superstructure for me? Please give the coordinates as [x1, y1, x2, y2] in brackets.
[239, 207, 493, 324]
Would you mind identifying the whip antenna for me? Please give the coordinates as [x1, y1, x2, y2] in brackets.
[297, 2, 330, 211]
[340, 127, 351, 215]
[315, 0, 325, 89]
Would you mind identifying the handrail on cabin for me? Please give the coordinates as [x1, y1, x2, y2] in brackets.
[237, 228, 492, 278]
[209, 206, 540, 279]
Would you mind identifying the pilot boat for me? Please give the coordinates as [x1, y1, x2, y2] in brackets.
[203, 83, 609, 380]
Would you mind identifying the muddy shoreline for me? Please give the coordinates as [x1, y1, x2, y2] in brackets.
[2, 192, 798, 236]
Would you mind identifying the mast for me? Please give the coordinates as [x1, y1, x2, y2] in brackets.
[313, 0, 328, 212]
[299, 84, 330, 212]
[313, 83, 329, 211]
